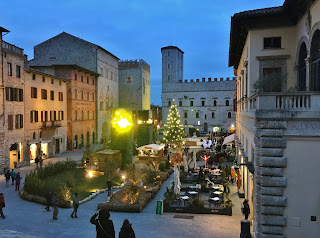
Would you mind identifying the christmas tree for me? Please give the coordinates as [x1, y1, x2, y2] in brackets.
[162, 104, 185, 152]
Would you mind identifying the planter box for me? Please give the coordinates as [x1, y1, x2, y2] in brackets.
[163, 204, 232, 216]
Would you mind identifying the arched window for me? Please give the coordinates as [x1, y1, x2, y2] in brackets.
[311, 30, 320, 91]
[184, 112, 188, 118]
[190, 100, 193, 106]
[185, 120, 187, 125]
[81, 110, 84, 120]
[74, 110, 77, 120]
[92, 92, 95, 101]
[87, 91, 89, 100]
[205, 114, 207, 119]
[87, 110, 89, 120]
[214, 100, 217, 106]
[226, 100, 229, 106]
[212, 112, 215, 118]
[168, 101, 171, 107]
[202, 101, 205, 106]
[228, 112, 232, 118]
[196, 112, 199, 118]
[298, 42, 307, 91]
[179, 101, 182, 106]
[81, 90, 84, 100]
[74, 89, 77, 99]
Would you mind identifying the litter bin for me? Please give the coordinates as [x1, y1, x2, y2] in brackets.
[156, 200, 163, 215]
[14, 162, 18, 168]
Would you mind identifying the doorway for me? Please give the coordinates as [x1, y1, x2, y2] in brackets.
[55, 139, 60, 154]
[204, 123, 208, 132]
[10, 142, 18, 169]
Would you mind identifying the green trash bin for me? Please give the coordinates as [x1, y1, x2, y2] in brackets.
[156, 200, 163, 215]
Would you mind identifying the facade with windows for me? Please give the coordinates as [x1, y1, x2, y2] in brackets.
[229, 0, 320, 237]
[118, 59, 151, 112]
[28, 32, 119, 144]
[161, 46, 236, 133]
[0, 29, 26, 171]
[24, 68, 67, 162]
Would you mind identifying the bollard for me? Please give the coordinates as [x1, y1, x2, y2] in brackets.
[240, 219, 251, 238]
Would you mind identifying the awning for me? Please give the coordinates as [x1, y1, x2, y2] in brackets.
[41, 140, 51, 144]
[137, 144, 165, 151]
[28, 141, 40, 145]
[223, 133, 235, 145]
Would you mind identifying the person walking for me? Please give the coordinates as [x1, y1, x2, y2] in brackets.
[51, 194, 59, 220]
[0, 193, 5, 219]
[243, 199, 250, 220]
[45, 190, 52, 211]
[119, 219, 135, 238]
[230, 167, 236, 184]
[107, 180, 112, 197]
[90, 209, 115, 238]
[10, 169, 16, 185]
[4, 170, 11, 187]
[15, 172, 22, 191]
[71, 193, 79, 218]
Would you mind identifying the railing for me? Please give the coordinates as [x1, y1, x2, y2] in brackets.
[237, 92, 320, 112]
[2, 41, 24, 56]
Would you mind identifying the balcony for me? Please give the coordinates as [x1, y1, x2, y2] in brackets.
[237, 92, 320, 119]
[41, 121, 62, 129]
[2, 41, 24, 56]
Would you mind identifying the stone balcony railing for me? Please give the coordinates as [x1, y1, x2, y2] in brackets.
[2, 41, 24, 56]
[237, 92, 320, 118]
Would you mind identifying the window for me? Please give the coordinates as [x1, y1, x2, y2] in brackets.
[16, 65, 21, 78]
[59, 80, 61, 86]
[202, 101, 205, 106]
[196, 112, 199, 118]
[50, 91, 54, 100]
[30, 110, 38, 123]
[18, 89, 23, 101]
[8, 115, 13, 130]
[5, 88, 23, 101]
[81, 111, 84, 120]
[100, 102, 103, 110]
[7, 63, 12, 76]
[92, 92, 95, 101]
[87, 91, 89, 101]
[61, 111, 64, 120]
[205, 114, 207, 119]
[44, 111, 48, 121]
[264, 37, 281, 49]
[107, 85, 109, 91]
[262, 67, 282, 92]
[87, 110, 89, 120]
[126, 77, 133, 83]
[33, 132, 36, 140]
[212, 112, 215, 118]
[190, 100, 193, 106]
[75, 110, 77, 121]
[32, 74, 36, 80]
[59, 92, 63, 101]
[81, 90, 84, 100]
[184, 112, 188, 118]
[228, 112, 232, 118]
[74, 89, 77, 99]
[51, 78, 54, 84]
[213, 100, 217, 106]
[168, 75, 170, 82]
[81, 76, 83, 82]
[42, 76, 45, 83]
[168, 100, 171, 107]
[39, 132, 42, 138]
[87, 77, 89, 83]
[31, 87, 37, 98]
[226, 100, 229, 106]
[75, 74, 77, 80]
[15, 114, 23, 129]
[58, 111, 64, 121]
[168, 63, 170, 69]
[41, 89, 47, 100]
[185, 120, 187, 125]
[179, 101, 182, 106]
[41, 111, 44, 122]
[92, 79, 95, 85]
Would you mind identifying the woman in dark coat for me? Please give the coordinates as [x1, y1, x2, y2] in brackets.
[119, 219, 135, 238]
[243, 199, 250, 220]
[90, 209, 115, 238]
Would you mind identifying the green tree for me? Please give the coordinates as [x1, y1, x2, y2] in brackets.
[162, 104, 185, 152]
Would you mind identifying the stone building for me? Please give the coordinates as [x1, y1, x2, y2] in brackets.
[24, 68, 68, 162]
[161, 46, 236, 133]
[29, 32, 119, 143]
[118, 59, 151, 112]
[0, 28, 26, 172]
[229, 0, 320, 237]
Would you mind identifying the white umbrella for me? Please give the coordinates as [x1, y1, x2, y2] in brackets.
[174, 165, 181, 195]
[183, 154, 188, 172]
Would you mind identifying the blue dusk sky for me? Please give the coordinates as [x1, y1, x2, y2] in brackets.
[1, 0, 284, 106]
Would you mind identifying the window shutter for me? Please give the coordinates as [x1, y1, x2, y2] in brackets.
[5, 87, 9, 101]
[20, 114, 23, 128]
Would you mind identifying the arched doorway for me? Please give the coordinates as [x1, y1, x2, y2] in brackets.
[74, 135, 78, 149]
[9, 142, 19, 169]
[298, 42, 307, 91]
[81, 134, 84, 148]
[86, 131, 90, 147]
[311, 30, 320, 91]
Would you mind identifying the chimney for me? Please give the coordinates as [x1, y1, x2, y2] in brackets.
[226, 77, 230, 81]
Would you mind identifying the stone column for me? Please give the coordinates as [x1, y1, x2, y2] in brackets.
[254, 120, 287, 238]
[305, 56, 311, 91]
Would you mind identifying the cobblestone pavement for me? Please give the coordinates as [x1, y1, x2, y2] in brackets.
[0, 152, 245, 238]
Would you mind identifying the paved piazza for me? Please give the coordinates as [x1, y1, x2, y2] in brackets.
[0, 153, 244, 238]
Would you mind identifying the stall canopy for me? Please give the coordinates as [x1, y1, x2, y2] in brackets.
[223, 133, 235, 145]
[137, 144, 165, 151]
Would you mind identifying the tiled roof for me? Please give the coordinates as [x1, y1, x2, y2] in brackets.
[233, 6, 283, 19]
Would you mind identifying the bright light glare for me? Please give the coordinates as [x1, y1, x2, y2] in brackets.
[117, 118, 131, 128]
[89, 171, 93, 178]
[122, 175, 126, 180]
